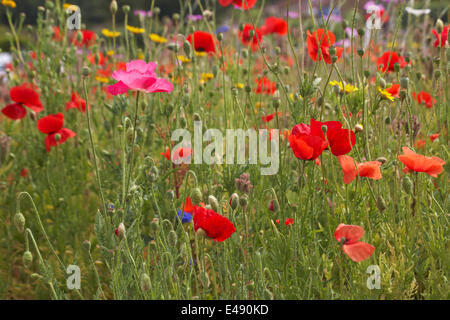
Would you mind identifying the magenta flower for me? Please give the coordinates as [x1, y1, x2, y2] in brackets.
[107, 60, 173, 95]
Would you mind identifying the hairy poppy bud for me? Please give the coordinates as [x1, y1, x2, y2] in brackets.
[14, 212, 25, 233]
[110, 0, 118, 14]
[239, 194, 248, 209]
[229, 193, 239, 210]
[173, 13, 180, 21]
[153, 7, 160, 15]
[357, 49, 365, 57]
[208, 195, 219, 212]
[402, 176, 413, 194]
[82, 66, 91, 77]
[376, 196, 386, 212]
[436, 19, 444, 33]
[191, 188, 202, 205]
[140, 273, 151, 291]
[82, 240, 91, 252]
[393, 62, 400, 73]
[183, 40, 192, 58]
[357, 28, 364, 36]
[23, 251, 33, 268]
[376, 157, 387, 164]
[217, 32, 224, 42]
[268, 199, 279, 212]
[115, 222, 126, 239]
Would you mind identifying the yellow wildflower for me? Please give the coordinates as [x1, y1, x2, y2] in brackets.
[1, 0, 16, 8]
[195, 51, 207, 57]
[330, 80, 358, 94]
[377, 86, 395, 102]
[149, 33, 167, 43]
[177, 55, 191, 63]
[102, 28, 121, 38]
[235, 83, 244, 89]
[199, 73, 214, 84]
[95, 76, 109, 83]
[106, 50, 115, 56]
[126, 25, 145, 34]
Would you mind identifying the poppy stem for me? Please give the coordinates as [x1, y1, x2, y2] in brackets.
[124, 91, 140, 206]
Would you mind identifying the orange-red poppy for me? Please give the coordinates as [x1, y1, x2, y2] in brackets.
[337, 155, 382, 184]
[397, 147, 445, 178]
[334, 224, 375, 262]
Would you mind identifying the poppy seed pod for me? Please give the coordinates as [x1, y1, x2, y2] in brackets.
[14, 212, 25, 233]
[400, 77, 409, 89]
[23, 251, 33, 268]
[329, 46, 337, 56]
[208, 195, 220, 212]
[140, 273, 151, 291]
[229, 193, 239, 210]
[357, 49, 365, 57]
[331, 55, 338, 63]
[191, 188, 202, 204]
[393, 63, 400, 73]
[82, 66, 91, 77]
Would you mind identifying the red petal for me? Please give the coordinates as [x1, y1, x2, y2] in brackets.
[1, 103, 27, 120]
[343, 242, 375, 262]
[37, 113, 64, 134]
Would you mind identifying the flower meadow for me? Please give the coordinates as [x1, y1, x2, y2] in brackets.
[0, 0, 448, 300]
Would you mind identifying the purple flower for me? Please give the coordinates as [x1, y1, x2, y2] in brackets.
[216, 25, 230, 34]
[134, 10, 152, 17]
[187, 14, 203, 21]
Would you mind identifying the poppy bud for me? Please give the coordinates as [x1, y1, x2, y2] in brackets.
[191, 188, 202, 204]
[393, 63, 400, 73]
[45, 1, 54, 9]
[196, 227, 207, 238]
[357, 28, 365, 36]
[273, 97, 280, 109]
[110, 0, 118, 14]
[217, 32, 224, 41]
[402, 176, 413, 194]
[140, 273, 151, 291]
[329, 46, 337, 56]
[245, 84, 251, 93]
[239, 194, 248, 209]
[168, 230, 178, 246]
[376, 157, 387, 164]
[208, 195, 219, 212]
[434, 70, 441, 79]
[400, 77, 409, 89]
[183, 40, 192, 58]
[354, 123, 363, 133]
[82, 240, 91, 252]
[275, 46, 281, 55]
[14, 212, 25, 233]
[166, 190, 175, 201]
[242, 49, 248, 58]
[378, 77, 386, 89]
[153, 7, 160, 15]
[405, 52, 411, 63]
[193, 113, 201, 121]
[115, 222, 126, 239]
[173, 13, 180, 21]
[363, 70, 370, 78]
[385, 116, 391, 124]
[357, 49, 365, 57]
[229, 193, 239, 210]
[23, 251, 33, 268]
[268, 199, 279, 212]
[82, 66, 91, 77]
[436, 19, 444, 33]
[376, 195, 386, 212]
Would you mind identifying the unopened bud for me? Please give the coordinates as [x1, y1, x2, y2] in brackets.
[268, 199, 279, 212]
[191, 188, 202, 205]
[14, 212, 25, 233]
[239, 194, 248, 209]
[208, 195, 219, 212]
[82, 66, 91, 77]
[229, 193, 239, 210]
[393, 62, 400, 73]
[110, 0, 118, 14]
[436, 19, 444, 33]
[140, 273, 151, 291]
[23, 251, 33, 268]
[402, 176, 413, 194]
[115, 222, 126, 239]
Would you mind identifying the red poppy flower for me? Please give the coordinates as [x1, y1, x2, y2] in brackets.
[385, 84, 400, 98]
[1, 84, 43, 120]
[377, 51, 406, 72]
[219, 0, 257, 10]
[398, 147, 445, 178]
[238, 24, 263, 51]
[337, 155, 382, 184]
[181, 196, 194, 213]
[186, 31, 217, 54]
[87, 52, 108, 66]
[262, 17, 287, 36]
[20, 168, 29, 177]
[37, 113, 76, 152]
[261, 112, 281, 123]
[306, 29, 343, 64]
[334, 224, 375, 262]
[284, 218, 294, 226]
[289, 121, 328, 161]
[193, 205, 236, 242]
[161, 147, 193, 163]
[429, 133, 439, 142]
[255, 77, 276, 95]
[412, 91, 436, 109]
[71, 30, 96, 48]
[66, 92, 89, 113]
[275, 219, 280, 224]
[52, 26, 63, 41]
[432, 25, 449, 48]
[415, 139, 426, 150]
